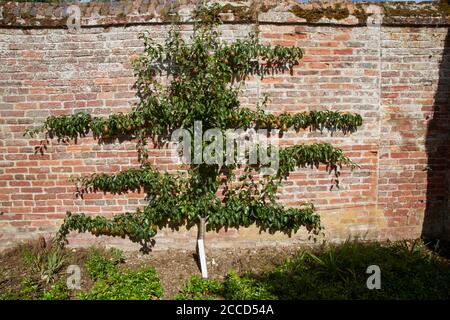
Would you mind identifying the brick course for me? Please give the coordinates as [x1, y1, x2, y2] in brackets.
[0, 1, 448, 250]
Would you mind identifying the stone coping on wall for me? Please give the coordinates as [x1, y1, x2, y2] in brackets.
[1, 0, 450, 29]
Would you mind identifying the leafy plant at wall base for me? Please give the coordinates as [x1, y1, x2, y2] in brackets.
[19, 277, 42, 300]
[78, 267, 163, 300]
[41, 281, 70, 300]
[222, 271, 276, 300]
[21, 241, 66, 284]
[85, 248, 125, 280]
[22, 247, 36, 268]
[41, 251, 65, 283]
[25, 4, 363, 275]
[175, 275, 223, 300]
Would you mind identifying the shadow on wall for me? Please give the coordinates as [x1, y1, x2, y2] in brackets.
[422, 28, 450, 240]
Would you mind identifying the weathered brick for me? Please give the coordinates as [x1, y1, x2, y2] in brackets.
[0, 1, 448, 251]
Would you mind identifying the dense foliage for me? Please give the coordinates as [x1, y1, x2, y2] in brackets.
[79, 247, 163, 300]
[25, 4, 363, 248]
[78, 267, 163, 300]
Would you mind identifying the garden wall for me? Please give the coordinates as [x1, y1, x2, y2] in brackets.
[0, 1, 449, 251]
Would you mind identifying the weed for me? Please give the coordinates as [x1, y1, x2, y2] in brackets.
[84, 247, 125, 280]
[20, 277, 42, 300]
[175, 275, 222, 300]
[222, 271, 276, 300]
[19, 238, 66, 283]
[21, 247, 35, 268]
[41, 250, 66, 283]
[41, 280, 70, 300]
[79, 266, 163, 300]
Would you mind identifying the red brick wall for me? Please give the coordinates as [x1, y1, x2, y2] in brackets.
[0, 1, 449, 250]
[380, 26, 449, 240]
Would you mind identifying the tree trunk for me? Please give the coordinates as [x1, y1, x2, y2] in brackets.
[197, 216, 208, 278]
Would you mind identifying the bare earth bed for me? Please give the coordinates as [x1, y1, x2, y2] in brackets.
[126, 245, 306, 299]
[0, 242, 307, 299]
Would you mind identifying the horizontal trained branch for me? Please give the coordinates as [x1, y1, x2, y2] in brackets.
[73, 165, 184, 196]
[24, 109, 362, 142]
[24, 111, 145, 141]
[56, 210, 157, 245]
[70, 142, 356, 196]
[277, 143, 358, 177]
[56, 201, 320, 246]
[209, 196, 320, 234]
[231, 109, 363, 134]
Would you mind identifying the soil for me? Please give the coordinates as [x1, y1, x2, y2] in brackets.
[0, 242, 96, 300]
[0, 245, 35, 296]
[125, 245, 309, 299]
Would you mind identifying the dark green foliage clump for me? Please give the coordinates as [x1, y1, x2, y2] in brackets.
[79, 267, 163, 300]
[80, 247, 163, 300]
[84, 247, 125, 281]
[175, 275, 223, 300]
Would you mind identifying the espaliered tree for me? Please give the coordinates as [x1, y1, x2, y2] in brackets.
[26, 5, 362, 277]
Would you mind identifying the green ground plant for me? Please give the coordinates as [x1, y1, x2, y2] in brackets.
[175, 275, 223, 300]
[41, 281, 70, 300]
[79, 267, 163, 300]
[84, 247, 125, 280]
[19, 277, 42, 300]
[20, 239, 66, 284]
[79, 247, 163, 300]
